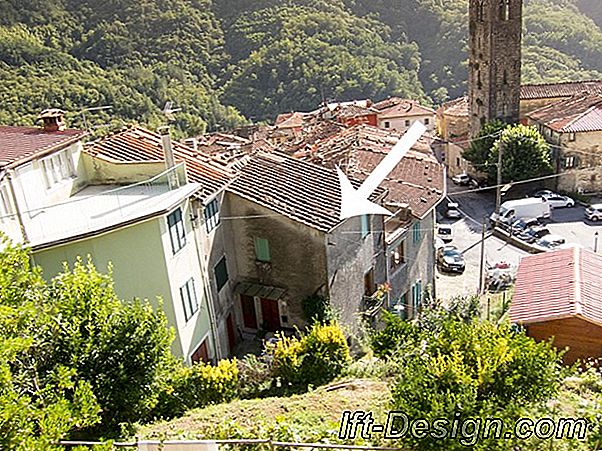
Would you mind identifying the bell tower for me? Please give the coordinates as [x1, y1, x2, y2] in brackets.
[468, 0, 523, 137]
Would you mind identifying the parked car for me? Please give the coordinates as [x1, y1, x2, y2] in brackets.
[516, 226, 551, 244]
[437, 224, 453, 242]
[532, 190, 575, 208]
[446, 202, 461, 219]
[501, 217, 541, 234]
[585, 204, 602, 222]
[535, 234, 566, 250]
[452, 173, 471, 186]
[436, 245, 465, 273]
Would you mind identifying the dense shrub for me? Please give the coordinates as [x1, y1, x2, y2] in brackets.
[154, 358, 239, 419]
[302, 294, 333, 324]
[370, 311, 419, 358]
[271, 322, 350, 388]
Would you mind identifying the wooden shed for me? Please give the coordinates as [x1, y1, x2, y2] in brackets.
[509, 247, 602, 365]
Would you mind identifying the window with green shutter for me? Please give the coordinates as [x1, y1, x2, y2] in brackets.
[214, 256, 229, 291]
[254, 237, 271, 262]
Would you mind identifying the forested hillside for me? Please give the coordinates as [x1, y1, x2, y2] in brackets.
[0, 0, 600, 134]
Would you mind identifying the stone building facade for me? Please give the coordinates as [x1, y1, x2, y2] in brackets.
[468, 0, 522, 137]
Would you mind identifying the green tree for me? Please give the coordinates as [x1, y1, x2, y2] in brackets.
[0, 240, 176, 441]
[487, 124, 553, 183]
[462, 120, 507, 169]
[0, 240, 101, 449]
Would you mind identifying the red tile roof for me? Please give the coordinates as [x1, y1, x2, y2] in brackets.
[86, 127, 237, 201]
[297, 124, 444, 219]
[377, 100, 435, 119]
[439, 96, 469, 117]
[229, 151, 384, 232]
[520, 80, 602, 100]
[526, 93, 602, 133]
[510, 247, 602, 327]
[0, 126, 86, 169]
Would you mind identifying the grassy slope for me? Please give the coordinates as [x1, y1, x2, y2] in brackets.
[137, 379, 390, 442]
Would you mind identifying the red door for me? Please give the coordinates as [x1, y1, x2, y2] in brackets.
[240, 295, 257, 329]
[260, 298, 281, 332]
[191, 339, 209, 364]
[226, 313, 236, 354]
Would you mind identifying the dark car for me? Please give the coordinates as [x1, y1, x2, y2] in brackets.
[516, 226, 551, 244]
[508, 217, 542, 234]
[436, 245, 465, 273]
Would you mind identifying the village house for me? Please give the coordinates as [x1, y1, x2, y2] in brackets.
[437, 79, 602, 183]
[510, 247, 602, 365]
[294, 124, 445, 317]
[525, 92, 602, 193]
[0, 117, 228, 364]
[373, 97, 436, 135]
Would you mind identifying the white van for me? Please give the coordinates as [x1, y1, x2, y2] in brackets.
[490, 197, 551, 225]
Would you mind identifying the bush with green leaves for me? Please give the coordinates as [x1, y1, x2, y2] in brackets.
[302, 294, 334, 324]
[383, 301, 562, 450]
[270, 322, 350, 388]
[154, 358, 239, 419]
[0, 240, 177, 442]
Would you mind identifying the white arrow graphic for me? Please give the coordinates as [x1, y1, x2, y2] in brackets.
[337, 121, 427, 219]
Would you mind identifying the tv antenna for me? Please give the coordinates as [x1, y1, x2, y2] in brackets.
[78, 105, 112, 132]
[162, 101, 182, 122]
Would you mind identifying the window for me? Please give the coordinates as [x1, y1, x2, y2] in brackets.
[568, 132, 576, 142]
[254, 237, 271, 262]
[477, 0, 486, 21]
[564, 156, 576, 169]
[41, 150, 76, 188]
[167, 208, 186, 254]
[424, 118, 430, 125]
[405, 120, 411, 127]
[360, 214, 370, 239]
[179, 278, 199, 322]
[500, 0, 510, 20]
[412, 280, 422, 317]
[204, 198, 220, 233]
[390, 241, 405, 270]
[214, 256, 229, 291]
[384, 121, 390, 129]
[412, 222, 421, 243]
[0, 185, 12, 218]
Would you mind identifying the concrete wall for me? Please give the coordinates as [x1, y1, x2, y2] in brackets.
[32, 201, 214, 364]
[527, 317, 602, 365]
[554, 131, 602, 193]
[378, 114, 435, 134]
[225, 192, 329, 330]
[82, 152, 168, 185]
[326, 214, 387, 332]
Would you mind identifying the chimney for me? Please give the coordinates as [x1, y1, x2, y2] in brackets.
[38, 109, 66, 132]
[158, 126, 176, 169]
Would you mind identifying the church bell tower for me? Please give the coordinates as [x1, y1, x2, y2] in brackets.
[468, 0, 523, 137]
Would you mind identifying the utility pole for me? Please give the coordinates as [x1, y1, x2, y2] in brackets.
[595, 231, 599, 254]
[495, 139, 503, 214]
[478, 216, 487, 295]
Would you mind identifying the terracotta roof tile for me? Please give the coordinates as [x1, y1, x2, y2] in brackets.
[520, 80, 602, 100]
[229, 151, 383, 232]
[377, 100, 435, 119]
[86, 126, 237, 201]
[510, 247, 602, 327]
[527, 93, 602, 133]
[0, 126, 87, 169]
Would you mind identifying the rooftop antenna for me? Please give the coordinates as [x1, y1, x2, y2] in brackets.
[162, 101, 182, 123]
[79, 105, 112, 133]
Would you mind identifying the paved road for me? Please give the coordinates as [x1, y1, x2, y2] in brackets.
[435, 181, 602, 301]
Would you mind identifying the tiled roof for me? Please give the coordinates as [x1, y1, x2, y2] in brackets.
[228, 151, 383, 232]
[86, 126, 237, 201]
[527, 93, 602, 133]
[510, 247, 602, 327]
[275, 112, 307, 128]
[298, 125, 444, 219]
[372, 97, 403, 111]
[333, 104, 378, 119]
[439, 96, 469, 117]
[0, 126, 86, 169]
[377, 100, 435, 119]
[520, 80, 602, 100]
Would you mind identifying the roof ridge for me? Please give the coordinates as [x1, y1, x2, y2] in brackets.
[573, 246, 582, 316]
